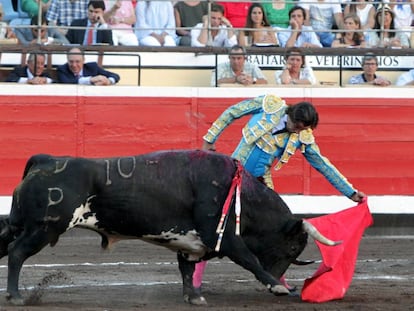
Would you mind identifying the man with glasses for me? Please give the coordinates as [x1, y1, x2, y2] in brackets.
[6, 51, 53, 84]
[193, 94, 366, 296]
[348, 53, 391, 86]
[14, 13, 69, 45]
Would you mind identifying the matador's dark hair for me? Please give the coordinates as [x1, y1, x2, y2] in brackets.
[286, 102, 319, 129]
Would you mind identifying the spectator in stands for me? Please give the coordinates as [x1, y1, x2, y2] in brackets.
[103, 0, 138, 46]
[262, 0, 294, 28]
[388, 0, 414, 46]
[6, 51, 53, 84]
[46, 0, 88, 35]
[275, 47, 317, 85]
[298, 0, 344, 47]
[15, 13, 69, 45]
[191, 2, 237, 47]
[348, 53, 391, 86]
[219, 1, 251, 29]
[366, 4, 410, 48]
[332, 14, 366, 48]
[66, 0, 113, 45]
[343, 0, 376, 31]
[278, 6, 322, 48]
[388, 0, 414, 30]
[174, 0, 208, 46]
[395, 68, 414, 86]
[238, 3, 279, 47]
[211, 44, 268, 86]
[135, 0, 176, 47]
[21, 0, 50, 18]
[58, 47, 120, 85]
[0, 3, 17, 43]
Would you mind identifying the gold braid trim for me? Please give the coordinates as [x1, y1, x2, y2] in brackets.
[262, 170, 274, 190]
[274, 133, 299, 170]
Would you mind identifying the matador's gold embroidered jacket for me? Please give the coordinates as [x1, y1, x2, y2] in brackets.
[203, 94, 357, 197]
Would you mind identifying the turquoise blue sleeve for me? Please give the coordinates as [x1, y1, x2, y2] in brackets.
[203, 96, 264, 143]
[303, 143, 356, 198]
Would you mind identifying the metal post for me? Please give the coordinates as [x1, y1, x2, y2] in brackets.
[36, 0, 42, 45]
[207, 0, 212, 46]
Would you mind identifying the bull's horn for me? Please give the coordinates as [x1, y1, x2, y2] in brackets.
[302, 220, 342, 246]
[292, 259, 315, 265]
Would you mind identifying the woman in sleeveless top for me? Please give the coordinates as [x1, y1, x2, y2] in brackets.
[344, 0, 375, 30]
[238, 3, 279, 47]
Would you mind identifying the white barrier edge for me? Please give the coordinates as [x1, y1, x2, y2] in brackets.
[0, 195, 412, 216]
[1, 85, 414, 99]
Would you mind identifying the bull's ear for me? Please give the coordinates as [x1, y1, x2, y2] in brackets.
[282, 219, 303, 235]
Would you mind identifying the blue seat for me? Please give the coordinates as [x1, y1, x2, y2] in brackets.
[17, 0, 29, 18]
[2, 0, 19, 22]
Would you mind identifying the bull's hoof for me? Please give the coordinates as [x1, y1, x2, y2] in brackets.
[269, 284, 290, 296]
[6, 293, 25, 306]
[183, 294, 208, 306]
[279, 276, 296, 292]
[189, 295, 207, 305]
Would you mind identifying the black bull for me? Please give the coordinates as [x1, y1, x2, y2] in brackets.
[0, 150, 338, 305]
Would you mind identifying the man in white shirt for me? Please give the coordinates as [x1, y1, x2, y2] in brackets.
[191, 3, 237, 47]
[211, 45, 268, 86]
[298, 0, 343, 47]
[395, 69, 414, 86]
[6, 52, 53, 84]
[278, 6, 322, 48]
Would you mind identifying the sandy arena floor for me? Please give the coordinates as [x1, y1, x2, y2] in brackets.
[0, 232, 412, 311]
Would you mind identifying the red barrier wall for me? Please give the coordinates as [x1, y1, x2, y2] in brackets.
[0, 88, 413, 196]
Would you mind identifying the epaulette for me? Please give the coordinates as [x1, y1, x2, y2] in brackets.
[262, 94, 285, 114]
[299, 129, 315, 145]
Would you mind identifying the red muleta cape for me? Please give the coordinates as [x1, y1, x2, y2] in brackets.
[301, 199, 373, 303]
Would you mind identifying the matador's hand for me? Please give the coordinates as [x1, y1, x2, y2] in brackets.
[350, 191, 366, 203]
[202, 141, 216, 151]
